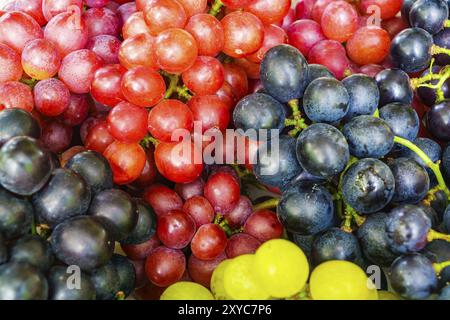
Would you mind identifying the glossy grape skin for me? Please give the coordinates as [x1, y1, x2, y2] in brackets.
[42, 0, 83, 21]
[342, 116, 394, 159]
[40, 120, 73, 154]
[233, 93, 286, 140]
[422, 240, 450, 288]
[157, 210, 196, 249]
[111, 254, 136, 297]
[417, 66, 450, 106]
[188, 252, 226, 288]
[308, 40, 350, 80]
[346, 26, 391, 66]
[204, 171, 240, 214]
[0, 189, 33, 241]
[143, 184, 183, 217]
[357, 213, 399, 267]
[34, 78, 70, 117]
[427, 101, 450, 142]
[226, 233, 261, 259]
[260, 45, 309, 103]
[0, 81, 34, 112]
[254, 135, 303, 190]
[389, 254, 438, 300]
[32, 168, 91, 227]
[104, 141, 146, 185]
[434, 28, 450, 66]
[182, 56, 224, 96]
[90, 261, 120, 300]
[0, 137, 51, 196]
[182, 196, 214, 228]
[286, 20, 325, 59]
[86, 35, 121, 65]
[303, 78, 349, 123]
[245, 0, 290, 25]
[121, 234, 161, 261]
[409, 0, 448, 35]
[143, 0, 187, 36]
[296, 123, 349, 178]
[89, 189, 138, 241]
[175, 178, 204, 201]
[188, 95, 230, 133]
[277, 183, 335, 235]
[122, 12, 151, 39]
[0, 109, 40, 146]
[85, 121, 114, 154]
[91, 64, 125, 107]
[305, 64, 334, 86]
[0, 43, 21, 82]
[248, 24, 288, 63]
[191, 223, 227, 261]
[321, 1, 358, 43]
[120, 199, 156, 246]
[380, 103, 420, 146]
[0, 262, 48, 300]
[243, 209, 283, 242]
[223, 62, 249, 100]
[375, 69, 413, 106]
[51, 216, 114, 271]
[342, 74, 380, 121]
[85, 7, 120, 38]
[21, 38, 60, 80]
[9, 235, 54, 271]
[386, 205, 432, 254]
[121, 66, 166, 107]
[119, 33, 157, 70]
[145, 246, 186, 287]
[0, 11, 43, 53]
[48, 266, 96, 300]
[184, 14, 224, 57]
[390, 28, 433, 73]
[107, 102, 148, 143]
[342, 158, 395, 214]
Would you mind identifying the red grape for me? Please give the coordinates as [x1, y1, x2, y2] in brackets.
[0, 81, 34, 112]
[295, 0, 315, 19]
[188, 252, 226, 288]
[34, 78, 70, 116]
[42, 0, 82, 21]
[204, 171, 240, 214]
[279, 7, 295, 31]
[321, 1, 358, 43]
[191, 223, 227, 261]
[175, 177, 204, 201]
[122, 234, 161, 260]
[0, 43, 22, 82]
[287, 19, 325, 58]
[311, 0, 335, 23]
[359, 64, 384, 77]
[85, 7, 120, 38]
[188, 95, 230, 133]
[183, 195, 215, 228]
[147, 99, 194, 142]
[132, 147, 158, 189]
[86, 0, 110, 8]
[136, 0, 154, 11]
[233, 58, 260, 80]
[245, 0, 291, 25]
[182, 56, 224, 96]
[121, 66, 166, 107]
[221, 11, 264, 58]
[247, 24, 288, 63]
[0, 11, 43, 53]
[214, 81, 236, 110]
[59, 94, 90, 127]
[119, 33, 158, 70]
[221, 0, 253, 9]
[243, 209, 283, 242]
[40, 120, 73, 153]
[381, 17, 408, 39]
[223, 63, 248, 99]
[154, 28, 198, 74]
[80, 113, 106, 144]
[44, 6, 88, 57]
[91, 64, 126, 107]
[157, 209, 196, 249]
[86, 35, 121, 64]
[143, 184, 183, 217]
[60, 145, 86, 167]
[223, 195, 252, 228]
[308, 40, 350, 79]
[225, 233, 261, 258]
[145, 246, 186, 287]
[122, 12, 151, 39]
[359, 0, 402, 20]
[117, 2, 137, 26]
[144, 0, 187, 36]
[85, 120, 115, 153]
[21, 38, 61, 80]
[103, 140, 146, 185]
[179, 0, 206, 17]
[108, 102, 148, 143]
[14, 0, 46, 26]
[346, 26, 391, 66]
[131, 259, 148, 289]
[184, 13, 224, 57]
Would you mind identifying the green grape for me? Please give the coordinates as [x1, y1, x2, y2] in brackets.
[210, 259, 232, 300]
[223, 254, 270, 300]
[253, 239, 309, 298]
[378, 290, 402, 300]
[310, 260, 376, 300]
[160, 281, 214, 300]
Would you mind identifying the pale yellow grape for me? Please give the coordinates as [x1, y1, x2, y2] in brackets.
[310, 260, 375, 300]
[160, 281, 214, 300]
[223, 254, 270, 300]
[378, 290, 402, 300]
[253, 239, 309, 298]
[210, 259, 232, 300]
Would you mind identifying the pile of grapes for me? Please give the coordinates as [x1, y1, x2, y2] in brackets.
[0, 0, 450, 301]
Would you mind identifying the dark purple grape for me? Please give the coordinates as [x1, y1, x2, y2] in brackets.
[375, 69, 413, 106]
[288, 232, 315, 259]
[0, 189, 33, 240]
[120, 199, 156, 245]
[0, 234, 6, 265]
[342, 74, 379, 121]
[9, 235, 54, 272]
[409, 0, 448, 35]
[439, 285, 450, 299]
[443, 144, 450, 182]
[48, 265, 96, 300]
[223, 195, 253, 228]
[379, 103, 419, 144]
[0, 109, 40, 146]
[444, 205, 450, 233]
[111, 254, 136, 298]
[419, 204, 440, 228]
[427, 100, 450, 141]
[401, 0, 419, 24]
[434, 28, 450, 65]
[305, 64, 334, 87]
[422, 240, 450, 288]
[0, 262, 48, 300]
[416, 66, 450, 106]
[90, 261, 120, 300]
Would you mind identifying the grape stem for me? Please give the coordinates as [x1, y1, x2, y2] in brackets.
[208, 0, 224, 17]
[422, 185, 442, 207]
[433, 260, 450, 275]
[140, 135, 159, 148]
[427, 229, 450, 243]
[115, 291, 126, 300]
[393, 136, 450, 199]
[20, 77, 38, 89]
[163, 73, 180, 99]
[285, 99, 308, 137]
[176, 85, 193, 101]
[253, 198, 280, 211]
[373, 108, 380, 118]
[445, 20, 450, 28]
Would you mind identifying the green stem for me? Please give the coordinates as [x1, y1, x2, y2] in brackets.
[373, 108, 379, 118]
[253, 198, 280, 211]
[140, 135, 159, 149]
[176, 85, 193, 101]
[427, 229, 450, 243]
[433, 260, 450, 275]
[285, 99, 308, 137]
[164, 74, 179, 99]
[20, 77, 38, 89]
[393, 136, 450, 199]
[208, 0, 224, 16]
[115, 291, 126, 300]
[445, 20, 450, 28]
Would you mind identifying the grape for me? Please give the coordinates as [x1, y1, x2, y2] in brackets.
[215, 81, 237, 110]
[144, 0, 187, 36]
[110, 254, 136, 298]
[44, 6, 88, 57]
[305, 64, 334, 87]
[245, 0, 291, 25]
[182, 56, 224, 96]
[321, 1, 358, 43]
[342, 158, 395, 214]
[145, 246, 186, 287]
[389, 254, 438, 300]
[379, 103, 419, 143]
[103, 141, 146, 185]
[357, 212, 399, 267]
[446, 207, 450, 233]
[226, 233, 261, 258]
[223, 195, 252, 228]
[260, 45, 309, 103]
[308, 40, 350, 79]
[121, 234, 161, 260]
[157, 209, 196, 249]
[185, 13, 224, 57]
[422, 240, 450, 287]
[0, 137, 51, 196]
[120, 199, 156, 245]
[0, 189, 33, 241]
[426, 101, 450, 142]
[0, 43, 22, 82]
[210, 259, 232, 299]
[223, 62, 249, 99]
[59, 49, 103, 94]
[14, 0, 46, 26]
[287, 232, 314, 259]
[161, 281, 214, 300]
[107, 102, 148, 143]
[222, 0, 253, 9]
[296, 123, 349, 178]
[0, 262, 48, 300]
[223, 254, 270, 300]
[311, 0, 335, 22]
[191, 224, 227, 261]
[0, 81, 34, 112]
[90, 261, 120, 300]
[188, 95, 230, 133]
[342, 74, 379, 121]
[204, 171, 240, 214]
[121, 66, 166, 107]
[0, 109, 41, 146]
[311, 228, 363, 267]
[42, 0, 82, 21]
[34, 78, 70, 117]
[91, 64, 126, 107]
[342, 116, 394, 159]
[310, 260, 377, 300]
[400, 138, 441, 180]
[188, 253, 226, 288]
[409, 0, 448, 35]
[346, 26, 391, 65]
[85, 7, 120, 38]
[178, 0, 206, 17]
[0, 234, 5, 264]
[119, 33, 158, 70]
[175, 178, 204, 201]
[0, 11, 43, 53]
[375, 69, 413, 106]
[48, 266, 96, 300]
[117, 2, 137, 26]
[439, 286, 450, 300]
[417, 66, 450, 106]
[40, 120, 73, 153]
[85, 121, 114, 153]
[248, 24, 288, 63]
[143, 184, 183, 217]
[277, 183, 335, 235]
[122, 12, 151, 39]
[221, 11, 264, 58]
[287, 19, 325, 59]
[243, 210, 283, 242]
[359, 64, 384, 77]
[381, 17, 408, 38]
[183, 196, 214, 228]
[9, 235, 53, 272]
[51, 216, 114, 271]
[21, 39, 60, 81]
[434, 28, 450, 66]
[360, 0, 403, 19]
[86, 35, 121, 65]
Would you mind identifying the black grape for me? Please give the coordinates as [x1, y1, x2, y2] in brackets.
[417, 66, 450, 106]
[375, 69, 413, 106]
[90, 261, 121, 300]
[305, 64, 334, 87]
[288, 232, 315, 259]
[111, 254, 136, 297]
[48, 265, 96, 300]
[434, 28, 450, 65]
[0, 189, 33, 240]
[342, 74, 380, 121]
[121, 199, 157, 245]
[409, 0, 449, 35]
[9, 235, 54, 272]
[0, 234, 6, 265]
[401, 0, 419, 24]
[422, 240, 450, 288]
[0, 109, 40, 146]
[427, 100, 450, 142]
[0, 262, 48, 300]
[379, 102, 420, 143]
